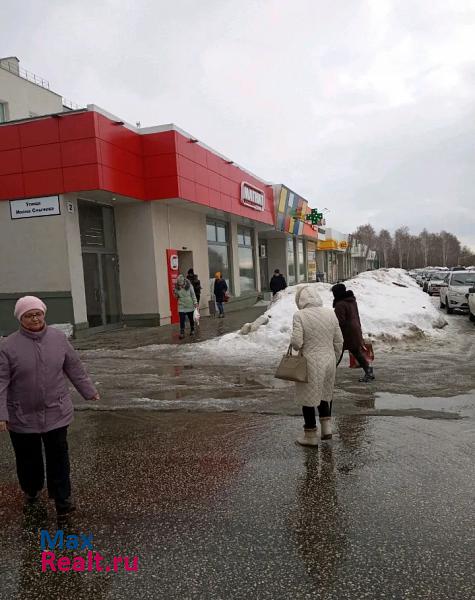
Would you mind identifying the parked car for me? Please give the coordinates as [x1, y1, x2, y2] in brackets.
[426, 272, 447, 295]
[439, 271, 475, 314]
[467, 287, 475, 322]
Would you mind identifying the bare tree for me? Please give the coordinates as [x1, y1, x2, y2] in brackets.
[394, 226, 410, 268]
[377, 229, 392, 267]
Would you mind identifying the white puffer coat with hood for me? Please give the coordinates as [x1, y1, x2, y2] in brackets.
[290, 285, 344, 407]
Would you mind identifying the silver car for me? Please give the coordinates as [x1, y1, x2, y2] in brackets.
[439, 271, 475, 314]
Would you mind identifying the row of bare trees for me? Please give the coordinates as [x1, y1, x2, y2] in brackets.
[353, 224, 475, 269]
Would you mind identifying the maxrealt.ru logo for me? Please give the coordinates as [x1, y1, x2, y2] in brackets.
[40, 530, 139, 573]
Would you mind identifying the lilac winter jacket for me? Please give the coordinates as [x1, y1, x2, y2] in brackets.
[0, 325, 97, 434]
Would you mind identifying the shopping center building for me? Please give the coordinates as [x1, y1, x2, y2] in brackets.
[0, 57, 327, 335]
[1, 57, 378, 337]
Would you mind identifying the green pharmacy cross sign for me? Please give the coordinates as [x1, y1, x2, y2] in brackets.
[305, 209, 323, 225]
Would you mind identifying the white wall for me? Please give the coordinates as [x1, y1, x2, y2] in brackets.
[114, 202, 160, 316]
[0, 65, 63, 121]
[151, 203, 209, 324]
[0, 197, 70, 293]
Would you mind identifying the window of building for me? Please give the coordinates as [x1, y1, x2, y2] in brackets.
[207, 219, 231, 291]
[298, 239, 306, 282]
[0, 102, 7, 123]
[237, 226, 256, 293]
[287, 237, 296, 285]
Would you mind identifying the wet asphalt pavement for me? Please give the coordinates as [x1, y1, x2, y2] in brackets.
[0, 300, 474, 599]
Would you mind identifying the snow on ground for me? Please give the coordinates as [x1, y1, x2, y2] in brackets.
[192, 269, 447, 360]
[136, 269, 447, 364]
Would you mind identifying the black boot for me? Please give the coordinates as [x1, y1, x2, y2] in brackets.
[359, 366, 375, 383]
[55, 497, 76, 516]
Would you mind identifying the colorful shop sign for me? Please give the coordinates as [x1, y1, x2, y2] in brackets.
[276, 186, 308, 235]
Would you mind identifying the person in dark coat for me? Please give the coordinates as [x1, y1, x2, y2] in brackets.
[186, 269, 202, 304]
[331, 283, 375, 382]
[269, 269, 287, 296]
[213, 272, 228, 318]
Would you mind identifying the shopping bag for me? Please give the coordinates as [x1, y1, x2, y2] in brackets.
[208, 300, 217, 316]
[224, 292, 230, 303]
[193, 307, 200, 325]
[349, 340, 374, 368]
[275, 345, 308, 383]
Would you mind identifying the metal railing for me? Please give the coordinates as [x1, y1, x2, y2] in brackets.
[0, 60, 50, 90]
[0, 60, 84, 112]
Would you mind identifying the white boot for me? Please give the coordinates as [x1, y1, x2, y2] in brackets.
[296, 428, 318, 447]
[320, 417, 332, 440]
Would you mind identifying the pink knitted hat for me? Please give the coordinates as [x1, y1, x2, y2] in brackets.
[14, 296, 47, 321]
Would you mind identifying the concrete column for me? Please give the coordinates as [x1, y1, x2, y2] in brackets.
[62, 194, 88, 327]
[253, 228, 261, 292]
[229, 221, 240, 297]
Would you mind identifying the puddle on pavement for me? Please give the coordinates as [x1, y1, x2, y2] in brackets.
[370, 391, 475, 419]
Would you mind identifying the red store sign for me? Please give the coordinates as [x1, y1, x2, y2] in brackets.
[240, 182, 265, 212]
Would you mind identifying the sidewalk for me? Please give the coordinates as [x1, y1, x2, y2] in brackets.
[73, 303, 269, 351]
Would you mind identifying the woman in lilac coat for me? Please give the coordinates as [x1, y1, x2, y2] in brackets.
[0, 296, 99, 514]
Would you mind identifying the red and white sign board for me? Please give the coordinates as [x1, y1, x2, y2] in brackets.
[166, 249, 179, 324]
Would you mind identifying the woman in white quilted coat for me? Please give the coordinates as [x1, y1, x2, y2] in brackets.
[290, 285, 344, 446]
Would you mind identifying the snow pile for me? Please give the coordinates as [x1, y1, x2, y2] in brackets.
[50, 323, 74, 338]
[196, 269, 446, 359]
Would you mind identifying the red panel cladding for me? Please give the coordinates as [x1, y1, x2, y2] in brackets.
[63, 165, 101, 192]
[23, 169, 64, 197]
[206, 151, 224, 174]
[22, 144, 62, 172]
[176, 155, 195, 181]
[142, 131, 176, 155]
[194, 164, 209, 188]
[98, 140, 143, 178]
[100, 165, 144, 198]
[208, 187, 221, 207]
[59, 112, 96, 141]
[175, 133, 199, 161]
[144, 154, 178, 178]
[146, 176, 180, 199]
[19, 119, 60, 147]
[0, 149, 22, 175]
[195, 183, 209, 206]
[96, 114, 142, 155]
[193, 144, 208, 167]
[208, 171, 220, 191]
[219, 176, 233, 195]
[0, 173, 24, 200]
[61, 138, 99, 167]
[0, 125, 21, 151]
[177, 177, 195, 202]
[219, 194, 233, 213]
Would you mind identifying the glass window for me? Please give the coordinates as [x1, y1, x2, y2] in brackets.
[206, 223, 216, 242]
[208, 245, 230, 283]
[287, 238, 296, 285]
[208, 220, 231, 293]
[216, 223, 227, 243]
[237, 226, 255, 292]
[298, 239, 305, 282]
[0, 103, 6, 123]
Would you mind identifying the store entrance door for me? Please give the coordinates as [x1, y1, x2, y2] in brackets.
[258, 240, 269, 291]
[79, 201, 122, 328]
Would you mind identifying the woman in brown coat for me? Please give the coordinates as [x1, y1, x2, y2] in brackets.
[331, 283, 375, 383]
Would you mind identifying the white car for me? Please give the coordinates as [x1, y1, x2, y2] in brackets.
[426, 272, 447, 296]
[468, 288, 475, 322]
[439, 271, 475, 314]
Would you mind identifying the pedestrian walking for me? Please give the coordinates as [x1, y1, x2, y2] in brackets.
[174, 274, 198, 338]
[331, 283, 375, 382]
[213, 272, 228, 318]
[0, 296, 99, 515]
[269, 269, 287, 296]
[186, 268, 202, 304]
[290, 285, 343, 446]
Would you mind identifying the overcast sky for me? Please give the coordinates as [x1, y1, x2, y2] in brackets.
[2, 0, 474, 249]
